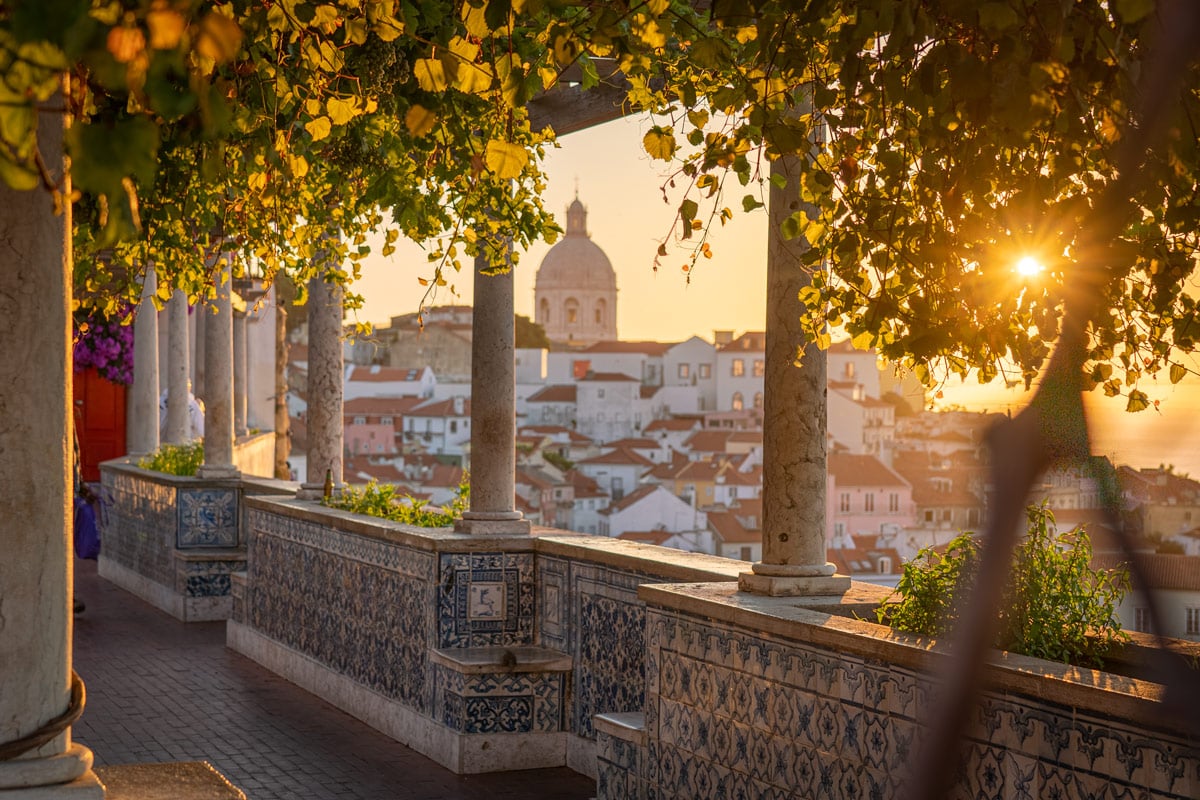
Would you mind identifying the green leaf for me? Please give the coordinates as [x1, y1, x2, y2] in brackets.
[643, 127, 676, 161]
[1126, 390, 1150, 413]
[679, 198, 698, 224]
[485, 140, 529, 179]
[741, 194, 763, 212]
[1170, 363, 1187, 384]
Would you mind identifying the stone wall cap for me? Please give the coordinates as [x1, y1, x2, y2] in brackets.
[534, 534, 744, 583]
[593, 712, 646, 743]
[175, 550, 246, 562]
[430, 646, 572, 674]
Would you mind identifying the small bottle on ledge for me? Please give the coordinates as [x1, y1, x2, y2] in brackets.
[323, 468, 333, 499]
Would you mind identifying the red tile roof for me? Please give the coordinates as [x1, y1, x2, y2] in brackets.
[828, 453, 909, 488]
[407, 398, 471, 417]
[1092, 553, 1200, 591]
[343, 396, 424, 416]
[605, 484, 660, 512]
[645, 418, 701, 433]
[579, 372, 640, 382]
[527, 385, 577, 403]
[828, 547, 903, 576]
[578, 447, 655, 467]
[605, 438, 659, 451]
[566, 469, 607, 499]
[707, 510, 761, 544]
[684, 430, 734, 453]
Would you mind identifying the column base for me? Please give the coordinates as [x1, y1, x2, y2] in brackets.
[195, 464, 239, 480]
[0, 771, 103, 799]
[295, 483, 341, 501]
[0, 744, 97, 795]
[738, 571, 851, 597]
[454, 513, 531, 535]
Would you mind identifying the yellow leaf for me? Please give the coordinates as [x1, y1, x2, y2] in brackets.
[305, 116, 332, 141]
[448, 36, 480, 63]
[106, 26, 145, 64]
[196, 12, 243, 63]
[643, 127, 676, 161]
[304, 97, 322, 117]
[414, 58, 448, 92]
[146, 4, 186, 50]
[462, 5, 492, 37]
[417, 277, 429, 286]
[485, 139, 529, 179]
[454, 63, 493, 93]
[405, 104, 438, 137]
[288, 154, 308, 178]
[326, 96, 357, 126]
[345, 17, 368, 45]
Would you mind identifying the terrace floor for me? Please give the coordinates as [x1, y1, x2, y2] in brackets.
[72, 560, 597, 800]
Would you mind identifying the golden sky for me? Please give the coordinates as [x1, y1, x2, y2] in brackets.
[351, 115, 1200, 476]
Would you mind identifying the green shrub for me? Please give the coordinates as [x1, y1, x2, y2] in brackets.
[137, 442, 204, 476]
[324, 479, 469, 527]
[877, 504, 1130, 667]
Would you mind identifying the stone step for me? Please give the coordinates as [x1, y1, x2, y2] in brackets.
[94, 762, 245, 800]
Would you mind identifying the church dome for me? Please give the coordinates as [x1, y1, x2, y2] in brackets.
[535, 198, 617, 291]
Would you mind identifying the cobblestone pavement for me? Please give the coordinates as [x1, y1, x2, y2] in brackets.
[72, 560, 597, 800]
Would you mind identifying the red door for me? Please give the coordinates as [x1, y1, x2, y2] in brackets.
[73, 368, 127, 482]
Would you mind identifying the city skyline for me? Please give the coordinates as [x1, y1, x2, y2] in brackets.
[349, 113, 1200, 479]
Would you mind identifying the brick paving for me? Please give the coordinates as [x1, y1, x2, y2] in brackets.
[72, 560, 596, 800]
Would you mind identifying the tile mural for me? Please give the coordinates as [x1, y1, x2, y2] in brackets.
[437, 552, 535, 648]
[177, 487, 238, 548]
[432, 664, 564, 734]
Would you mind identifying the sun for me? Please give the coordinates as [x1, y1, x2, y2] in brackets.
[1015, 256, 1044, 277]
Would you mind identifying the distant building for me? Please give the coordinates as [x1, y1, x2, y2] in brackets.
[534, 194, 618, 347]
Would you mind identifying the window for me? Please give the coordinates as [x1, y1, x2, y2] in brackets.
[739, 546, 753, 561]
[844, 361, 855, 379]
[889, 493, 899, 512]
[699, 363, 711, 379]
[731, 392, 744, 411]
[449, 420, 457, 434]
[540, 298, 550, 323]
[753, 359, 764, 377]
[381, 416, 394, 426]
[924, 510, 935, 523]
[878, 557, 892, 574]
[353, 416, 366, 425]
[840, 493, 851, 512]
[598, 388, 606, 399]
[595, 299, 606, 325]
[1188, 608, 1200, 635]
[1135, 608, 1153, 634]
[732, 359, 745, 377]
[864, 494, 875, 512]
[612, 476, 625, 501]
[565, 297, 579, 324]
[753, 392, 764, 410]
[834, 522, 845, 538]
[941, 509, 952, 522]
[678, 363, 690, 379]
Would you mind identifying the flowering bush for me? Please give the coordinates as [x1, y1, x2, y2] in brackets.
[73, 308, 135, 385]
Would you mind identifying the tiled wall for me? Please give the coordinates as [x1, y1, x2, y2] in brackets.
[101, 468, 177, 586]
[636, 606, 1200, 800]
[246, 507, 436, 712]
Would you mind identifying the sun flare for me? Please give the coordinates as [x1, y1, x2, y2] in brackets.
[1016, 256, 1044, 277]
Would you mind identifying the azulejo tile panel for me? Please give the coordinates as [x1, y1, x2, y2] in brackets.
[641, 606, 1200, 800]
[247, 510, 435, 713]
[179, 558, 244, 598]
[574, 591, 646, 738]
[100, 468, 176, 585]
[177, 488, 238, 548]
[431, 664, 563, 734]
[437, 552, 535, 648]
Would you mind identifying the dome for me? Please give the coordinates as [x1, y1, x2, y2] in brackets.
[535, 198, 617, 291]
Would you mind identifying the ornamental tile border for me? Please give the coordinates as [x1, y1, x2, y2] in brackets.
[431, 663, 564, 734]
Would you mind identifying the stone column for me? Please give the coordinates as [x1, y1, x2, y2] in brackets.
[739, 152, 848, 596]
[165, 290, 191, 444]
[197, 259, 237, 478]
[297, 274, 343, 498]
[192, 298, 205, 400]
[127, 266, 160, 456]
[233, 308, 248, 437]
[455, 250, 530, 535]
[273, 299, 291, 480]
[0, 91, 103, 796]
